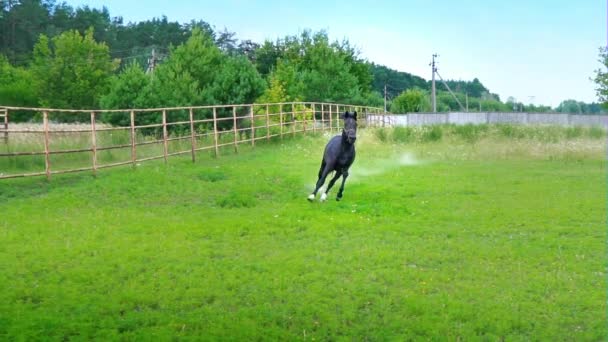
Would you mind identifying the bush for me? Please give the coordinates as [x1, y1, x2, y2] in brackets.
[453, 124, 487, 143]
[498, 124, 525, 139]
[587, 126, 606, 139]
[374, 128, 389, 142]
[565, 126, 584, 139]
[392, 126, 414, 143]
[421, 125, 443, 142]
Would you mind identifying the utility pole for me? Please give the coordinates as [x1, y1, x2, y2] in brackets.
[147, 48, 157, 74]
[430, 54, 437, 113]
[384, 84, 387, 113]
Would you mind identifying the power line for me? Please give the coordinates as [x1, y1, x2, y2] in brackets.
[435, 70, 466, 112]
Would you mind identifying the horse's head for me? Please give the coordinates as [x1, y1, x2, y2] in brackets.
[341, 111, 357, 144]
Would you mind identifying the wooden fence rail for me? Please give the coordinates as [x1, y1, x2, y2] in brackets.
[0, 102, 386, 180]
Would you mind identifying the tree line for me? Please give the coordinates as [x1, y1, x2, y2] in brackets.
[0, 0, 604, 124]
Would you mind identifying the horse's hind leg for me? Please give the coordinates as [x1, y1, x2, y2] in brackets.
[336, 170, 350, 201]
[317, 160, 326, 179]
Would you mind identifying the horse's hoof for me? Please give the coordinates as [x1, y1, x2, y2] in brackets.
[307, 194, 315, 202]
[336, 197, 341, 201]
[320, 193, 327, 202]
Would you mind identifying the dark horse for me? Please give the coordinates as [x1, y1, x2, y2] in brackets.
[308, 111, 357, 202]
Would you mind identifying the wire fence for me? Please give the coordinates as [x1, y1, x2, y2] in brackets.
[0, 102, 387, 180]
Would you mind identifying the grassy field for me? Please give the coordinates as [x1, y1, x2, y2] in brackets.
[0, 125, 606, 340]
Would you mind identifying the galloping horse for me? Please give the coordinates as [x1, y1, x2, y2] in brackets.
[308, 111, 357, 202]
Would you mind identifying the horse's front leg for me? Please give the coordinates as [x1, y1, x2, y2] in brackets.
[308, 164, 332, 201]
[336, 170, 350, 201]
[322, 171, 343, 201]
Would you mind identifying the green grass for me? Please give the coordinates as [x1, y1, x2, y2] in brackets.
[0, 128, 606, 340]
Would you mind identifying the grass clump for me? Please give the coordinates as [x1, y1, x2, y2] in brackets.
[392, 126, 415, 143]
[451, 124, 488, 143]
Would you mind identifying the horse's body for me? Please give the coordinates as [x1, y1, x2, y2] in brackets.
[308, 111, 357, 202]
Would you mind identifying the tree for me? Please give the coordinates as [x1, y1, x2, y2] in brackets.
[593, 47, 608, 108]
[254, 40, 281, 76]
[255, 74, 290, 117]
[0, 0, 52, 65]
[208, 55, 265, 105]
[100, 61, 154, 125]
[556, 99, 583, 114]
[237, 39, 259, 62]
[32, 28, 118, 116]
[391, 88, 430, 113]
[272, 60, 305, 101]
[0, 54, 38, 121]
[259, 30, 368, 104]
[215, 28, 237, 54]
[369, 62, 428, 99]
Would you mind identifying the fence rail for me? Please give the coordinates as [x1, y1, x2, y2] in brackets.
[0, 102, 386, 180]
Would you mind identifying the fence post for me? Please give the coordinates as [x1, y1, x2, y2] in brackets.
[336, 105, 340, 131]
[382, 108, 386, 127]
[90, 111, 97, 176]
[162, 109, 168, 163]
[2, 108, 7, 141]
[232, 107, 238, 153]
[312, 103, 316, 133]
[130, 110, 137, 166]
[303, 103, 307, 134]
[292, 103, 296, 137]
[279, 104, 283, 139]
[329, 104, 332, 132]
[266, 104, 270, 141]
[321, 103, 324, 131]
[43, 111, 51, 181]
[189, 108, 196, 162]
[213, 107, 219, 157]
[250, 105, 255, 146]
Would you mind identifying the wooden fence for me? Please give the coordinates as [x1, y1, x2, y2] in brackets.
[0, 102, 386, 180]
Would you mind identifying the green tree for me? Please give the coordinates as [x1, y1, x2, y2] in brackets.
[99, 62, 156, 125]
[391, 88, 430, 113]
[32, 28, 118, 117]
[0, 54, 38, 121]
[207, 55, 265, 105]
[261, 31, 367, 103]
[593, 47, 608, 108]
[556, 99, 584, 114]
[0, 0, 51, 65]
[272, 60, 305, 101]
[151, 27, 220, 107]
[255, 74, 291, 117]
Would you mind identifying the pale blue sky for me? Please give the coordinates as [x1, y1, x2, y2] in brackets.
[65, 0, 605, 107]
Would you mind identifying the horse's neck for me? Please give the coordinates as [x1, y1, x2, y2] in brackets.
[340, 138, 354, 151]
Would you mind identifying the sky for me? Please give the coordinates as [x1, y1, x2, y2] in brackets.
[64, 0, 606, 107]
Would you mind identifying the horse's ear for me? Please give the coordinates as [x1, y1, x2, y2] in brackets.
[341, 111, 348, 119]
[353, 111, 357, 120]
